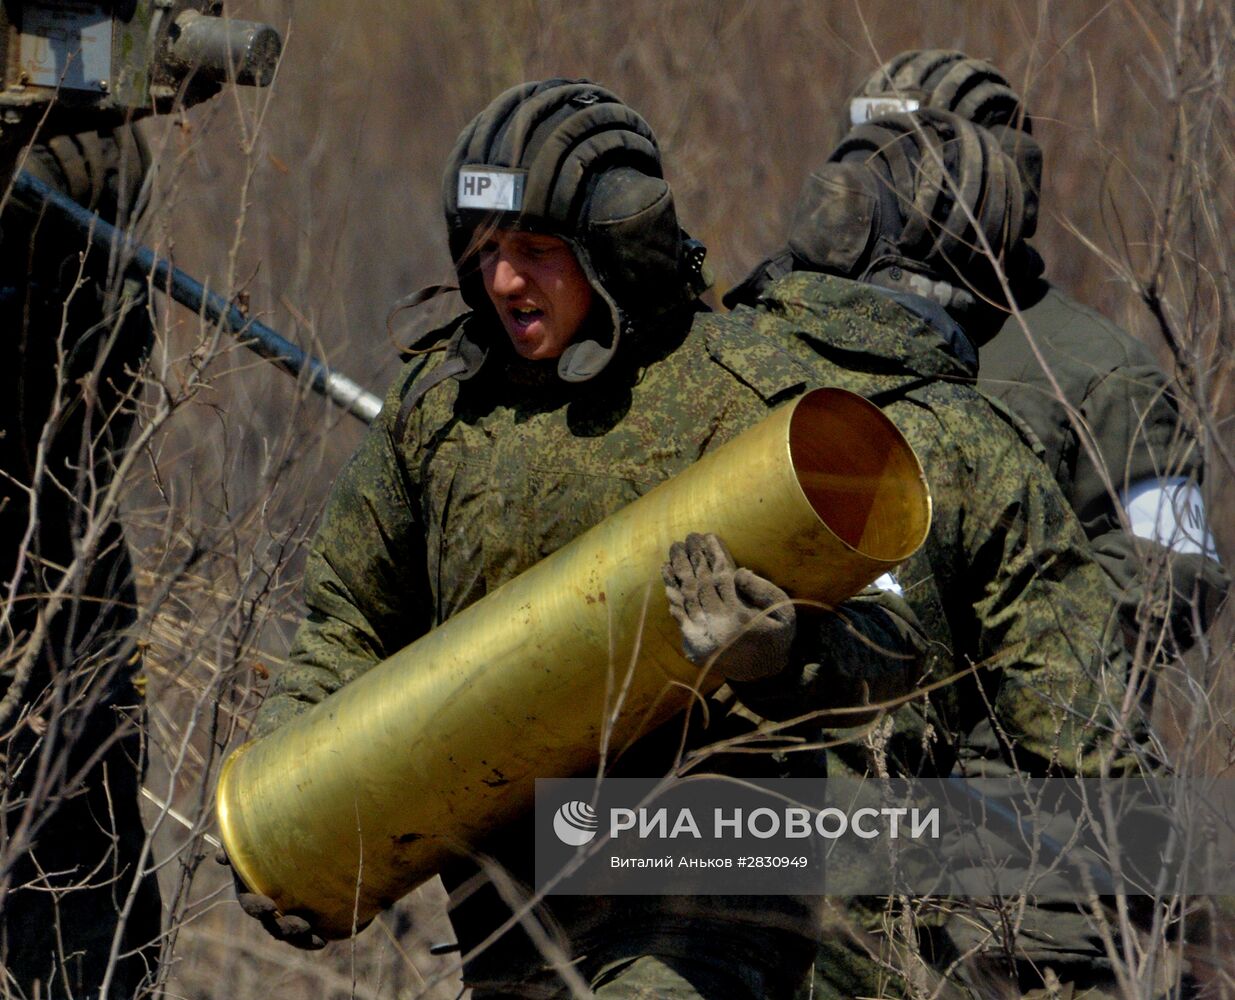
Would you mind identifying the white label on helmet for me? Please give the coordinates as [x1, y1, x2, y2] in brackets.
[458, 168, 525, 211]
[1120, 476, 1221, 560]
[850, 96, 921, 125]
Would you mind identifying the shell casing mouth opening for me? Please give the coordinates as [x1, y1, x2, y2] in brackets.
[788, 387, 930, 564]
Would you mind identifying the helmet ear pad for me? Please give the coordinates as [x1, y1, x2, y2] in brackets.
[583, 166, 680, 321]
[554, 167, 681, 384]
[787, 162, 882, 277]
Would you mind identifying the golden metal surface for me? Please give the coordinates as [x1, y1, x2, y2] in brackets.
[216, 387, 931, 936]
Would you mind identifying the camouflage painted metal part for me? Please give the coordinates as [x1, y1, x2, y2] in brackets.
[215, 386, 931, 937]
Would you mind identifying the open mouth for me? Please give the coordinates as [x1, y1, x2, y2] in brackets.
[509, 305, 544, 332]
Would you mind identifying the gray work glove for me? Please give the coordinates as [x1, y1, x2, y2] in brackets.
[216, 848, 327, 950]
[662, 532, 797, 682]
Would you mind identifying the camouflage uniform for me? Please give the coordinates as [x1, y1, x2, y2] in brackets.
[726, 272, 1139, 778]
[0, 131, 161, 998]
[256, 271, 1134, 998]
[255, 297, 909, 1000]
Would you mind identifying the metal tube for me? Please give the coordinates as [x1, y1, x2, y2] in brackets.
[166, 11, 282, 88]
[11, 169, 383, 424]
[216, 387, 932, 937]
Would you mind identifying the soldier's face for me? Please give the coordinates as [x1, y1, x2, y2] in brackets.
[479, 230, 594, 361]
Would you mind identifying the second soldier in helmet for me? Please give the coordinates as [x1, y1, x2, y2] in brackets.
[733, 48, 1226, 652]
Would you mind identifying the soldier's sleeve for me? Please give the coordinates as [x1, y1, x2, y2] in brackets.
[951, 408, 1148, 777]
[1075, 365, 1229, 648]
[1090, 534, 1228, 651]
[729, 587, 927, 724]
[1072, 361, 1193, 532]
[254, 382, 431, 737]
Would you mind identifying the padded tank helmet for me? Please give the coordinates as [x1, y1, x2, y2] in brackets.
[442, 79, 706, 382]
[788, 109, 1027, 313]
[848, 49, 1041, 237]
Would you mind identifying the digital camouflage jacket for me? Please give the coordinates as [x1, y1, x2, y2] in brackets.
[724, 271, 1141, 779]
[256, 292, 934, 741]
[255, 280, 930, 992]
[256, 272, 1140, 989]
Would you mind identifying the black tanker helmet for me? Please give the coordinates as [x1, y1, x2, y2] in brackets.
[787, 109, 1027, 316]
[442, 78, 707, 383]
[848, 49, 1042, 237]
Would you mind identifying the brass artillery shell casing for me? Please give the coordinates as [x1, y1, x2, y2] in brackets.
[216, 387, 931, 937]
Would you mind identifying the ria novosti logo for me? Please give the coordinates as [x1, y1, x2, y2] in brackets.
[553, 800, 599, 846]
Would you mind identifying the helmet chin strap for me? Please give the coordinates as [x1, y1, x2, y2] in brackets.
[393, 322, 489, 442]
[555, 238, 623, 384]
